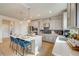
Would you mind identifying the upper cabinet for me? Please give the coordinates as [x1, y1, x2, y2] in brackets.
[63, 11, 67, 30]
[67, 3, 76, 28]
[67, 3, 71, 28]
[70, 3, 76, 28]
[77, 4, 79, 28]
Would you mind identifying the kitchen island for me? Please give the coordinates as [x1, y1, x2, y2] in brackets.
[10, 34, 42, 55]
[52, 35, 79, 56]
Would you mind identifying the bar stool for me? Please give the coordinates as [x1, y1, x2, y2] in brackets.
[10, 36, 14, 49]
[17, 38, 31, 56]
[10, 36, 19, 54]
[13, 37, 20, 55]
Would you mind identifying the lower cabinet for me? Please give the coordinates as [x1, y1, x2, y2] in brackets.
[32, 35, 42, 55]
[42, 34, 57, 43]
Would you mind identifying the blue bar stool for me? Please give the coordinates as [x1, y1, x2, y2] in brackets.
[17, 38, 31, 56]
[10, 36, 19, 54]
[13, 37, 20, 55]
[10, 36, 14, 49]
[10, 36, 17, 49]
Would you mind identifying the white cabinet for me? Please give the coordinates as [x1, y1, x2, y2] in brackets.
[67, 3, 76, 28]
[70, 3, 76, 28]
[31, 35, 42, 55]
[67, 3, 71, 28]
[52, 36, 79, 56]
[42, 34, 57, 43]
[63, 12, 67, 29]
[77, 4, 79, 28]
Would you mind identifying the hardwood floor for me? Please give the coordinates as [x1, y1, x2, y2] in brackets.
[38, 41, 54, 56]
[0, 38, 14, 56]
[0, 38, 54, 56]
[0, 38, 34, 56]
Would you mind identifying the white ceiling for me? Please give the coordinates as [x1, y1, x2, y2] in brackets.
[0, 3, 67, 20]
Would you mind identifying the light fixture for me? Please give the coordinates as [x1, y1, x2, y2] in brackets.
[27, 20, 31, 23]
[27, 7, 31, 23]
[49, 10, 52, 14]
[30, 16, 32, 19]
[37, 14, 40, 17]
[20, 21, 23, 24]
[11, 22, 13, 25]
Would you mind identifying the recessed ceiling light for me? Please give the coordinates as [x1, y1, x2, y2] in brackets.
[49, 10, 52, 14]
[27, 20, 31, 23]
[11, 22, 13, 25]
[30, 16, 32, 19]
[37, 14, 40, 17]
[20, 21, 23, 24]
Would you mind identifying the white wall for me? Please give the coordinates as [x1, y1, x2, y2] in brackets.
[0, 15, 17, 38]
[0, 15, 29, 39]
[14, 20, 28, 35]
[14, 20, 21, 34]
[2, 20, 29, 37]
[2, 19, 12, 38]
[3, 24, 10, 37]
[19, 21, 28, 35]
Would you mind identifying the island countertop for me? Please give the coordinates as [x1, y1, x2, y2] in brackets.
[52, 35, 79, 56]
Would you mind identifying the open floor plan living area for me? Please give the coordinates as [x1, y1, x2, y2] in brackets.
[0, 3, 79, 56]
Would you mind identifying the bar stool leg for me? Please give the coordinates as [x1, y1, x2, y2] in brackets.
[16, 45, 19, 55]
[23, 48, 25, 56]
[9, 41, 11, 47]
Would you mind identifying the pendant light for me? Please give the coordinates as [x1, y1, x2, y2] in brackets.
[27, 7, 31, 23]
